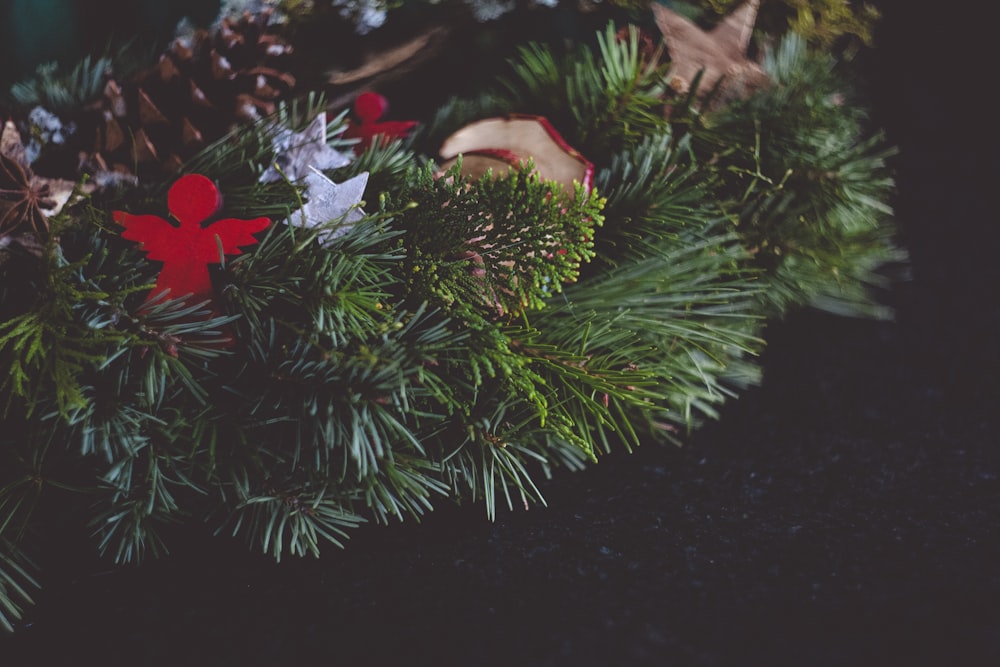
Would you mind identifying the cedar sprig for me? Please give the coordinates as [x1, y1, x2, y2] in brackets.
[390, 160, 604, 319]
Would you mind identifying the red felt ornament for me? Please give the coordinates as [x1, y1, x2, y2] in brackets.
[114, 174, 270, 312]
[343, 91, 418, 153]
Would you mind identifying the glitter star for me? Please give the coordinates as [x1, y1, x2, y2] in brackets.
[286, 167, 369, 245]
[260, 112, 353, 183]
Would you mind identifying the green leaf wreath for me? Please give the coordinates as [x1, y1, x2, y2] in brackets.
[0, 0, 904, 631]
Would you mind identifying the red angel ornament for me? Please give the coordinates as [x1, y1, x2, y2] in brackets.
[113, 174, 270, 311]
[343, 92, 417, 154]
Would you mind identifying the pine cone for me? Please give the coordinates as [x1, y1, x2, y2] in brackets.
[83, 9, 297, 181]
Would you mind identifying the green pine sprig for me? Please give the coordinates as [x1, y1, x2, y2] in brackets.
[7, 55, 112, 114]
[685, 32, 906, 317]
[0, 540, 36, 633]
[498, 23, 669, 162]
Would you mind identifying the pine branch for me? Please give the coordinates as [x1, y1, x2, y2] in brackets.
[438, 395, 552, 520]
[0, 228, 133, 419]
[7, 55, 112, 114]
[332, 138, 419, 196]
[687, 32, 906, 317]
[0, 540, 37, 633]
[222, 212, 404, 347]
[356, 452, 448, 524]
[498, 23, 669, 161]
[592, 129, 713, 267]
[538, 226, 766, 437]
[205, 216, 476, 539]
[222, 473, 364, 560]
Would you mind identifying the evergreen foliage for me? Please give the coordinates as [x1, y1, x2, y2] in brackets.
[647, 0, 881, 53]
[687, 32, 906, 317]
[497, 24, 670, 164]
[389, 160, 604, 318]
[0, 1, 904, 631]
[7, 55, 112, 114]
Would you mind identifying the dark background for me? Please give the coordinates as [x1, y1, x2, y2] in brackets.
[2, 1, 997, 665]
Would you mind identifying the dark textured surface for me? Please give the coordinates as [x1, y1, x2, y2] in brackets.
[2, 1, 998, 665]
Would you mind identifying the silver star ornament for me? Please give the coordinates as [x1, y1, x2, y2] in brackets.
[260, 112, 353, 183]
[285, 167, 369, 245]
